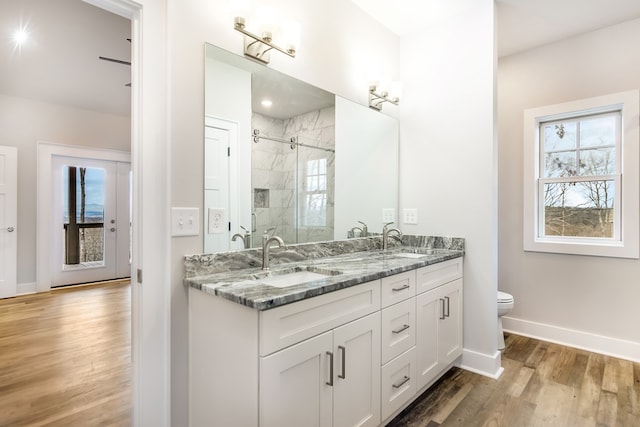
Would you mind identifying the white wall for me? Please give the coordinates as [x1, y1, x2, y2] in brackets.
[498, 18, 640, 361]
[399, 0, 500, 375]
[168, 1, 400, 424]
[0, 94, 130, 286]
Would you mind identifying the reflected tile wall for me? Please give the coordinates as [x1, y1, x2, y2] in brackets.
[252, 107, 335, 246]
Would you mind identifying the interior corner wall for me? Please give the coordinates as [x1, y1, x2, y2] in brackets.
[0, 94, 130, 286]
[498, 18, 640, 359]
[399, 0, 498, 370]
[168, 1, 399, 425]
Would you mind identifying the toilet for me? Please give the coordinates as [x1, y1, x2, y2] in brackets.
[497, 291, 514, 350]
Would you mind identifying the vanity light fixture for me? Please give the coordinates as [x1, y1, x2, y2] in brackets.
[233, 12, 299, 64]
[368, 84, 401, 111]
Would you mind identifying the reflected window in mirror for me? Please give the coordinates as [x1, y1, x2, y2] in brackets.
[302, 158, 328, 227]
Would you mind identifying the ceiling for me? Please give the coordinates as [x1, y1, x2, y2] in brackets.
[351, 0, 640, 57]
[0, 0, 130, 116]
[3, 1, 640, 117]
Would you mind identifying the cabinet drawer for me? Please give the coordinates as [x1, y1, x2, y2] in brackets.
[381, 271, 415, 308]
[416, 258, 463, 294]
[259, 280, 381, 356]
[381, 298, 416, 364]
[381, 347, 417, 421]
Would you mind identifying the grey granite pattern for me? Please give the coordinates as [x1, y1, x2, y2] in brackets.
[184, 235, 464, 310]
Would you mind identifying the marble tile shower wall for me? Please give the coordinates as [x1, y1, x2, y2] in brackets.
[252, 107, 335, 246]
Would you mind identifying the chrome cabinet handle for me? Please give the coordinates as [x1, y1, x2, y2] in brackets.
[338, 346, 346, 379]
[326, 351, 334, 386]
[6, 227, 14, 232]
[440, 298, 445, 320]
[392, 284, 410, 292]
[444, 296, 450, 318]
[392, 375, 410, 389]
[392, 324, 410, 334]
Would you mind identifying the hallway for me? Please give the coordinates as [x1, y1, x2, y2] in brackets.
[0, 281, 131, 426]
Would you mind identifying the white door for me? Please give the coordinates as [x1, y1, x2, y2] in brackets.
[438, 279, 463, 366]
[0, 146, 17, 298]
[260, 331, 333, 427]
[51, 156, 130, 286]
[333, 312, 381, 427]
[204, 116, 241, 252]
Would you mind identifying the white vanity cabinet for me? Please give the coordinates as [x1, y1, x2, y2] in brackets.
[415, 259, 463, 391]
[189, 256, 463, 427]
[260, 311, 381, 427]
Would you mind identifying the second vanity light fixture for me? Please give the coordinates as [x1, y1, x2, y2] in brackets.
[233, 5, 300, 64]
[369, 80, 401, 111]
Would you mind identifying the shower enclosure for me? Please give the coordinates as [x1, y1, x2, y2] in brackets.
[251, 106, 335, 247]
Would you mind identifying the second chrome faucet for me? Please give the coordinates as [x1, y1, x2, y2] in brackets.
[262, 231, 284, 270]
[382, 222, 402, 250]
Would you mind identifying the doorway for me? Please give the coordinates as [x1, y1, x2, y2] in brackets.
[51, 155, 130, 287]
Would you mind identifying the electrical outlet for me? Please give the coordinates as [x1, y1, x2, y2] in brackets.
[208, 208, 226, 234]
[403, 208, 418, 225]
[171, 207, 199, 237]
[382, 208, 395, 223]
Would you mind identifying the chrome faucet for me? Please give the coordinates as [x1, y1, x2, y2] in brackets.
[231, 225, 252, 249]
[262, 231, 284, 270]
[382, 222, 402, 250]
[350, 220, 369, 238]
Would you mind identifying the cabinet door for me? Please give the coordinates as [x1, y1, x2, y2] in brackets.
[333, 312, 381, 427]
[416, 288, 440, 390]
[260, 331, 333, 427]
[438, 279, 463, 366]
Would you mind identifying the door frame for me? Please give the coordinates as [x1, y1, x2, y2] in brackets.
[37, 142, 131, 291]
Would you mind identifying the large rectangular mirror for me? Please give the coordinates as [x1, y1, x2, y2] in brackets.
[204, 42, 398, 251]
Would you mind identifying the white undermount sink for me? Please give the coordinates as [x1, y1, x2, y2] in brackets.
[258, 267, 342, 288]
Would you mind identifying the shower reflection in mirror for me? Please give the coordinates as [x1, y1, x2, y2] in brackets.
[251, 107, 335, 248]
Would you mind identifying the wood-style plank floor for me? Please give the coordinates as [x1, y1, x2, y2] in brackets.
[0, 281, 131, 427]
[387, 333, 640, 427]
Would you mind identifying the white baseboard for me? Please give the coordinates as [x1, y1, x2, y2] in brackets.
[17, 282, 37, 295]
[502, 316, 640, 364]
[458, 348, 503, 379]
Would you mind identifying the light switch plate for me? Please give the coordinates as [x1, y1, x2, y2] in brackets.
[171, 207, 199, 237]
[382, 208, 395, 223]
[403, 208, 418, 225]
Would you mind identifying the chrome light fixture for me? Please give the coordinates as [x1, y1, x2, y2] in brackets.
[368, 84, 400, 111]
[233, 13, 299, 64]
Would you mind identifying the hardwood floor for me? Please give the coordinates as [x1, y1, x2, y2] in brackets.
[387, 333, 640, 427]
[0, 281, 131, 427]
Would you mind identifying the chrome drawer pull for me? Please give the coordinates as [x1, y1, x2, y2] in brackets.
[392, 375, 410, 389]
[392, 284, 410, 292]
[440, 298, 446, 320]
[326, 351, 334, 386]
[444, 296, 450, 318]
[338, 345, 346, 379]
[392, 324, 410, 334]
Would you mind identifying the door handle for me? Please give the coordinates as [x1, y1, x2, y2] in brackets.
[444, 296, 450, 318]
[338, 345, 346, 379]
[440, 298, 445, 320]
[6, 227, 14, 232]
[326, 351, 334, 386]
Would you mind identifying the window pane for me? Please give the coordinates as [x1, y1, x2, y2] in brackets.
[580, 115, 616, 148]
[579, 147, 615, 176]
[544, 151, 577, 178]
[543, 180, 614, 238]
[543, 122, 576, 152]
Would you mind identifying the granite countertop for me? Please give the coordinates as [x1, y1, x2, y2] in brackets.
[185, 246, 464, 310]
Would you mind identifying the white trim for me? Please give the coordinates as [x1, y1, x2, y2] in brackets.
[502, 316, 640, 364]
[458, 348, 503, 379]
[17, 282, 37, 295]
[36, 142, 131, 293]
[523, 90, 640, 259]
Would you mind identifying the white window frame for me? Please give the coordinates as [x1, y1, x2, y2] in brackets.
[523, 90, 639, 259]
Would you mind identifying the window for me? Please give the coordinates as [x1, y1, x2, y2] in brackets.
[523, 90, 639, 258]
[301, 158, 328, 227]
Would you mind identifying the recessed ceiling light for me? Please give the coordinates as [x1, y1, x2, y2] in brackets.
[12, 27, 29, 46]
[261, 99, 273, 108]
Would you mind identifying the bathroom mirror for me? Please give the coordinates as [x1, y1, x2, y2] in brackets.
[204, 42, 398, 251]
